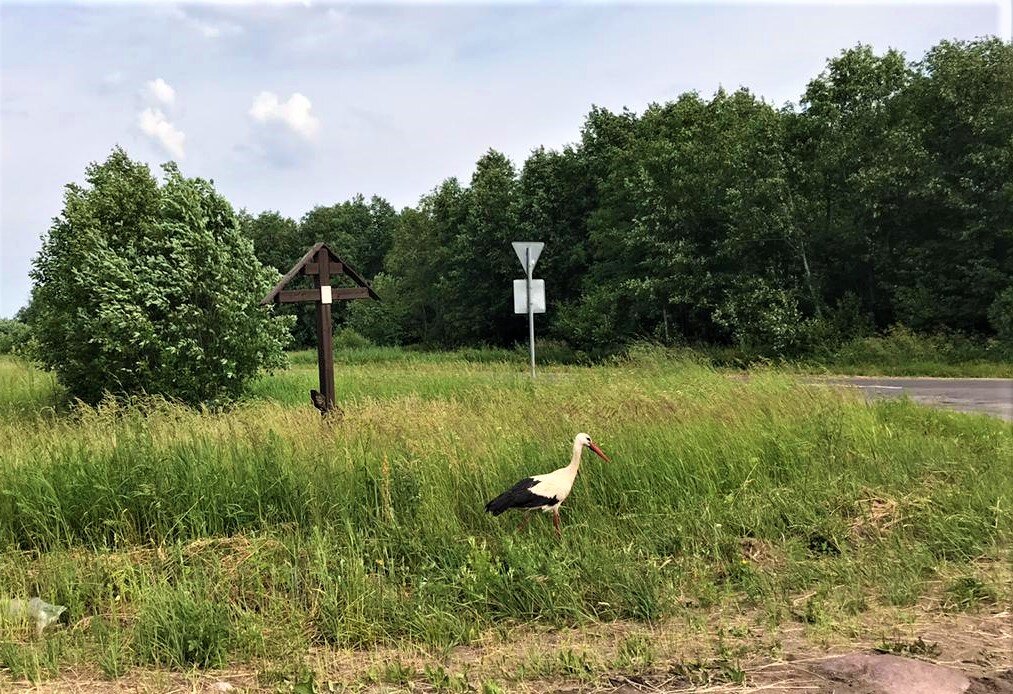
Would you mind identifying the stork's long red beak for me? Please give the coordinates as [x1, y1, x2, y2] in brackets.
[588, 442, 610, 462]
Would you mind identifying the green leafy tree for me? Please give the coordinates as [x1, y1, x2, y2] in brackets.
[518, 146, 595, 339]
[361, 196, 398, 279]
[238, 210, 315, 345]
[890, 39, 1013, 332]
[238, 210, 299, 274]
[249, 39, 1012, 356]
[0, 318, 31, 356]
[439, 150, 522, 346]
[988, 288, 1013, 344]
[569, 91, 814, 352]
[346, 272, 409, 345]
[29, 148, 291, 405]
[297, 194, 396, 278]
[370, 201, 455, 345]
[791, 45, 915, 329]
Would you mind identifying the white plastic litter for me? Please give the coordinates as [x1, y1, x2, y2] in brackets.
[4, 597, 66, 636]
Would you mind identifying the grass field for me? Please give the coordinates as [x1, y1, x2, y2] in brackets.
[0, 349, 1010, 691]
[698, 328, 1013, 378]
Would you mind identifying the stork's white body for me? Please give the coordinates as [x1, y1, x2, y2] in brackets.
[523, 441, 585, 512]
[484, 433, 609, 537]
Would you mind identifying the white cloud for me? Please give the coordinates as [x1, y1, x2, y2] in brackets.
[97, 71, 125, 94]
[146, 78, 175, 106]
[192, 18, 244, 39]
[249, 91, 319, 139]
[138, 108, 185, 159]
[168, 7, 244, 39]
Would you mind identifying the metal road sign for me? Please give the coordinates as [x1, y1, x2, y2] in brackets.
[513, 279, 546, 313]
[511, 241, 545, 378]
[512, 242, 544, 275]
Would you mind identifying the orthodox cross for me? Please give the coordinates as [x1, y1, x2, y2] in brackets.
[261, 242, 379, 414]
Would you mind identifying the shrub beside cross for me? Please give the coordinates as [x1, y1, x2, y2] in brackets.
[261, 243, 379, 414]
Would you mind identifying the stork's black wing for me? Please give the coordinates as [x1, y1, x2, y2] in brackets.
[484, 477, 558, 516]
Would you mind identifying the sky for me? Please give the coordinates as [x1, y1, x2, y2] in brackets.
[1, 1, 1009, 317]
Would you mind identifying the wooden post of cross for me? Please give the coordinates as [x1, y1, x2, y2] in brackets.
[312, 248, 336, 412]
[261, 243, 379, 415]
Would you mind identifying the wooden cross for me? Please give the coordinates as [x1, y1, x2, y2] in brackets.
[261, 242, 379, 414]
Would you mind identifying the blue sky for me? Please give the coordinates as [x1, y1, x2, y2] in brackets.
[1, 1, 1008, 316]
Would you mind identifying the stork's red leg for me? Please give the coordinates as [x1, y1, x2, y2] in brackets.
[553, 510, 562, 539]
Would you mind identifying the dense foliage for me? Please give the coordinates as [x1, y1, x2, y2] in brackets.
[28, 148, 292, 405]
[238, 196, 395, 346]
[239, 39, 1012, 356]
[0, 319, 31, 356]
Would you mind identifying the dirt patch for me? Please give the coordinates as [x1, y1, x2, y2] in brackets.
[848, 492, 901, 543]
[968, 669, 1013, 694]
[738, 536, 785, 568]
[5, 607, 1011, 692]
[816, 653, 971, 693]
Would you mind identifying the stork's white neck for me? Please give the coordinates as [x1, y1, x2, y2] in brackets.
[567, 439, 584, 472]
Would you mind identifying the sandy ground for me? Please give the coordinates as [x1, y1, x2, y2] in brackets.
[8, 606, 1010, 693]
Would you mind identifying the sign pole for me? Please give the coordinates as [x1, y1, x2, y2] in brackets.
[511, 241, 544, 381]
[526, 247, 535, 378]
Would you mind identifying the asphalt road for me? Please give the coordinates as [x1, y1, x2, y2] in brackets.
[814, 376, 1013, 421]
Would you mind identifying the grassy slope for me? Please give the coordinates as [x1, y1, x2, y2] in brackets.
[793, 362, 1013, 378]
[777, 330, 1012, 378]
[672, 327, 1012, 377]
[0, 352, 1010, 688]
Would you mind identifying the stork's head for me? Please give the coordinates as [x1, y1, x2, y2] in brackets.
[575, 432, 610, 462]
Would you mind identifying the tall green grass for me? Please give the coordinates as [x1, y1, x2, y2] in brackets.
[0, 353, 1009, 683]
[0, 356, 61, 419]
[664, 326, 1013, 377]
[811, 326, 1013, 377]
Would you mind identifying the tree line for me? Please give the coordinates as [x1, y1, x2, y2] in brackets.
[240, 39, 1013, 357]
[9, 38, 1010, 405]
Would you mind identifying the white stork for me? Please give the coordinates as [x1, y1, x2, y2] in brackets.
[484, 433, 610, 537]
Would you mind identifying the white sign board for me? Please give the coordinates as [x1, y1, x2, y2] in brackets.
[513, 279, 546, 314]
[320, 285, 332, 304]
[512, 242, 544, 274]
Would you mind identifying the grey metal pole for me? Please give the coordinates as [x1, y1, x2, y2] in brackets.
[526, 248, 535, 378]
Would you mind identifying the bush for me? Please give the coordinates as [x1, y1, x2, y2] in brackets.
[826, 325, 1013, 371]
[713, 280, 816, 358]
[28, 148, 292, 406]
[527, 338, 581, 365]
[134, 587, 235, 668]
[0, 319, 31, 356]
[988, 288, 1013, 343]
[345, 272, 406, 345]
[333, 327, 374, 350]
